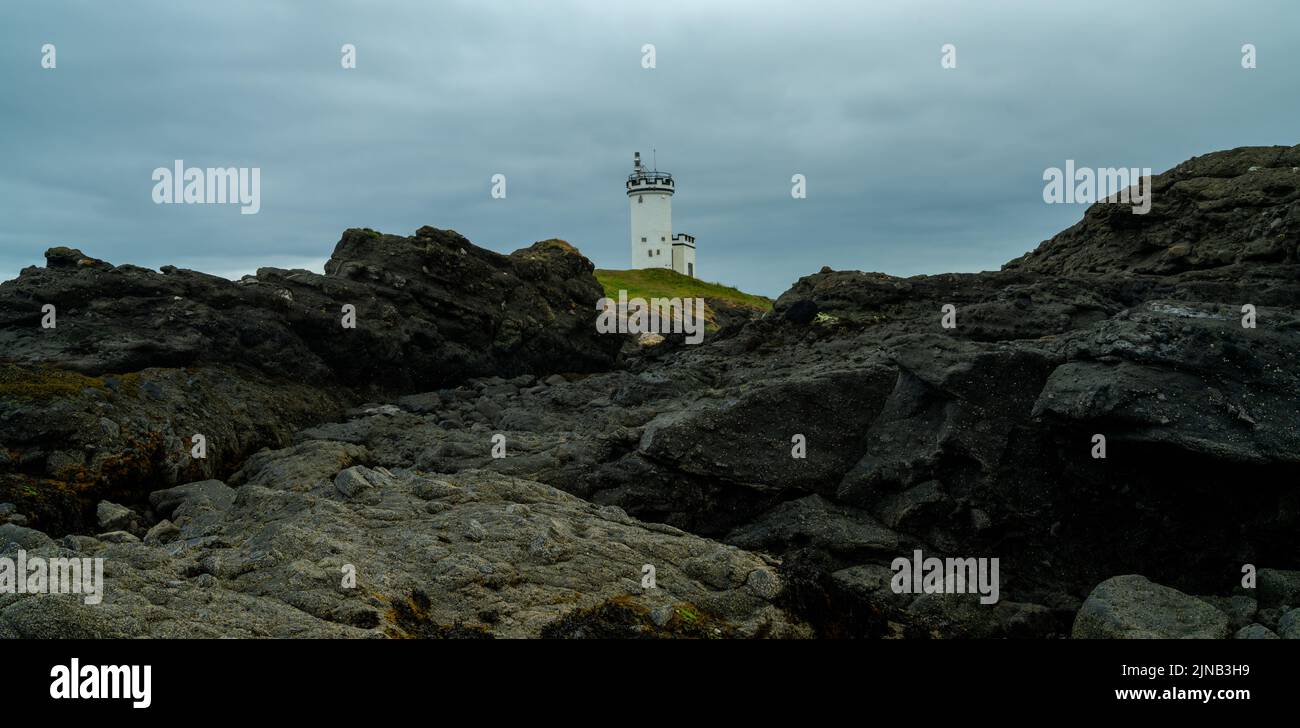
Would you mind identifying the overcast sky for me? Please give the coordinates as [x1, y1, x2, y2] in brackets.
[2, 0, 1297, 297]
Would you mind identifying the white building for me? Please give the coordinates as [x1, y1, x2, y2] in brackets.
[627, 152, 695, 277]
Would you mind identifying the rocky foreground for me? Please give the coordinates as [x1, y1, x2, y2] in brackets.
[2, 145, 1300, 638]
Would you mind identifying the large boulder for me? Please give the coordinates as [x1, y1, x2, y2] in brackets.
[1072, 575, 1231, 639]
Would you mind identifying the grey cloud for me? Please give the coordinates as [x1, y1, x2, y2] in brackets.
[1, 0, 1297, 296]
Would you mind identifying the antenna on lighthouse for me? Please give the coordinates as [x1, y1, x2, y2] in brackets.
[652, 148, 657, 171]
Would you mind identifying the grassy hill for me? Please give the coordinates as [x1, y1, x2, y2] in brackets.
[594, 268, 772, 330]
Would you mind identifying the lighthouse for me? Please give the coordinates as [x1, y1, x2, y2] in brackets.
[627, 151, 696, 278]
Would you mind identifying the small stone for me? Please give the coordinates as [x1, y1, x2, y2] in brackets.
[649, 605, 674, 627]
[413, 479, 457, 500]
[362, 404, 402, 416]
[334, 466, 376, 499]
[744, 568, 781, 600]
[1234, 623, 1280, 639]
[97, 530, 141, 544]
[1277, 609, 1300, 639]
[465, 519, 487, 542]
[0, 523, 51, 549]
[96, 501, 136, 531]
[682, 547, 740, 590]
[144, 519, 180, 546]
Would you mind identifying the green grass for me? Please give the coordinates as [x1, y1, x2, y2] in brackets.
[594, 268, 772, 317]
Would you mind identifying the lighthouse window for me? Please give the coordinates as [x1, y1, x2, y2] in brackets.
[641, 237, 646, 242]
[638, 196, 643, 203]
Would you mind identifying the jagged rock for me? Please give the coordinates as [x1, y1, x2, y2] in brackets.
[1073, 575, 1231, 639]
[1004, 145, 1300, 276]
[0, 228, 618, 389]
[0, 228, 619, 533]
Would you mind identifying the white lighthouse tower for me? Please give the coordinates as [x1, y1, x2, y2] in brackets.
[627, 151, 695, 277]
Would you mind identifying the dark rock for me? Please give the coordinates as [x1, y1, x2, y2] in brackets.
[727, 495, 898, 556]
[1257, 568, 1300, 608]
[4, 145, 1300, 639]
[0, 227, 619, 534]
[1277, 609, 1300, 639]
[782, 299, 818, 324]
[1004, 145, 1300, 277]
[0, 228, 619, 391]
